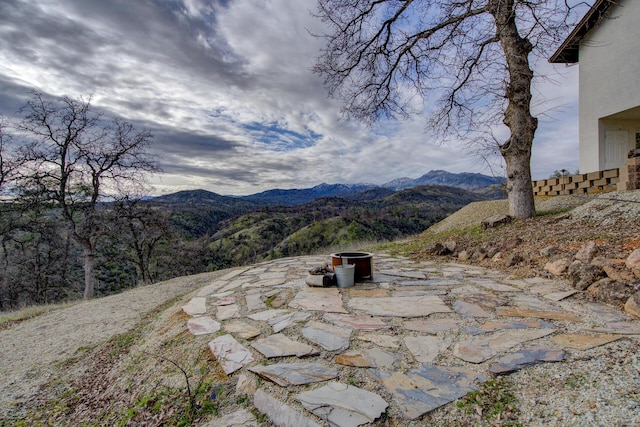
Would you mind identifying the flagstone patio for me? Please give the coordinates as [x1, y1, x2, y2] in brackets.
[182, 254, 639, 426]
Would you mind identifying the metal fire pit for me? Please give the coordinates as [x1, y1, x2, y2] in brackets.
[330, 252, 373, 281]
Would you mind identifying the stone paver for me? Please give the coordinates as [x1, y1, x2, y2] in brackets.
[297, 382, 388, 427]
[177, 254, 640, 426]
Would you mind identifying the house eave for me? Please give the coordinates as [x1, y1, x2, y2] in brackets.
[549, 0, 617, 64]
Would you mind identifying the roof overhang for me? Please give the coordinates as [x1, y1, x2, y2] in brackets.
[549, 0, 618, 64]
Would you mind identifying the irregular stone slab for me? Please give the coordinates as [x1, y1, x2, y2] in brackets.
[213, 295, 236, 306]
[182, 297, 207, 316]
[453, 328, 556, 363]
[347, 288, 388, 298]
[392, 289, 447, 297]
[368, 364, 484, 420]
[236, 373, 258, 396]
[269, 312, 311, 333]
[251, 333, 318, 358]
[297, 382, 389, 427]
[220, 268, 248, 281]
[224, 320, 261, 339]
[453, 300, 491, 318]
[488, 347, 566, 375]
[463, 292, 510, 309]
[219, 279, 248, 293]
[397, 279, 461, 287]
[187, 316, 221, 336]
[403, 318, 462, 334]
[245, 293, 266, 312]
[582, 302, 633, 323]
[461, 319, 556, 335]
[249, 362, 338, 386]
[289, 287, 348, 313]
[348, 296, 451, 317]
[335, 348, 400, 368]
[380, 270, 426, 279]
[217, 304, 240, 320]
[496, 307, 582, 322]
[301, 321, 352, 351]
[511, 295, 563, 311]
[356, 332, 399, 349]
[404, 336, 453, 363]
[207, 408, 257, 427]
[259, 272, 287, 281]
[588, 322, 640, 335]
[323, 313, 390, 331]
[468, 279, 519, 292]
[544, 290, 578, 302]
[254, 389, 322, 427]
[551, 333, 623, 350]
[243, 277, 288, 289]
[197, 282, 228, 297]
[208, 334, 255, 375]
[247, 309, 289, 321]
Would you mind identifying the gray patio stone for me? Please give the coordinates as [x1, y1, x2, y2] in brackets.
[301, 321, 352, 351]
[297, 382, 389, 427]
[269, 312, 311, 333]
[208, 334, 255, 375]
[254, 389, 322, 427]
[251, 333, 318, 358]
[323, 313, 390, 330]
[453, 328, 556, 363]
[187, 316, 221, 335]
[289, 287, 348, 313]
[347, 296, 451, 317]
[488, 347, 567, 374]
[249, 361, 338, 386]
[368, 364, 485, 419]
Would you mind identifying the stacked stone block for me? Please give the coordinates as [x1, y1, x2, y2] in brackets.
[532, 168, 620, 196]
[617, 156, 640, 191]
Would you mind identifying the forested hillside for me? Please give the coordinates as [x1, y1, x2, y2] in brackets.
[0, 184, 493, 309]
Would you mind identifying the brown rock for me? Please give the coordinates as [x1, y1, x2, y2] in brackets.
[587, 279, 635, 306]
[481, 214, 512, 229]
[544, 258, 571, 276]
[444, 240, 457, 253]
[473, 247, 489, 261]
[575, 241, 599, 263]
[505, 253, 524, 267]
[504, 238, 523, 250]
[458, 250, 470, 261]
[568, 261, 606, 291]
[625, 249, 640, 278]
[540, 246, 559, 257]
[426, 242, 451, 256]
[624, 292, 640, 318]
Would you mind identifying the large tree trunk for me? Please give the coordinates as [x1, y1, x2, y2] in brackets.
[82, 245, 96, 300]
[491, 0, 538, 218]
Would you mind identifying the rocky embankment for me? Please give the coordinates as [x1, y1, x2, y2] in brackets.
[417, 191, 640, 320]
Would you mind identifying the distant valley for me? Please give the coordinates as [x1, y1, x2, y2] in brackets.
[147, 170, 505, 269]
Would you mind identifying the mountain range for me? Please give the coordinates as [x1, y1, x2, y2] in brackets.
[232, 170, 505, 206]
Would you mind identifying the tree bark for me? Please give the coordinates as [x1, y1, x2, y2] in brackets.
[491, 0, 538, 218]
[82, 245, 96, 300]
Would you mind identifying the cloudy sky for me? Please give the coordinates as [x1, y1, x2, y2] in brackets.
[0, 0, 582, 196]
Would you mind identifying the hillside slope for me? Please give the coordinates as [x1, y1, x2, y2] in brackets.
[2, 192, 639, 426]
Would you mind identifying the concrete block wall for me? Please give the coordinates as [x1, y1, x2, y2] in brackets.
[532, 169, 620, 196]
[617, 157, 640, 191]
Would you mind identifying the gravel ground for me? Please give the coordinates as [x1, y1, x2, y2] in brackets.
[0, 270, 223, 419]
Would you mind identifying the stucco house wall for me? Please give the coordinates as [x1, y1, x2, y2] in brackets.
[551, 0, 640, 174]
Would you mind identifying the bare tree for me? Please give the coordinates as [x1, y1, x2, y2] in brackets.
[15, 91, 159, 299]
[113, 198, 173, 285]
[313, 0, 582, 218]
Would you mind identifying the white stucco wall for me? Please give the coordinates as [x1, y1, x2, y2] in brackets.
[578, 0, 640, 173]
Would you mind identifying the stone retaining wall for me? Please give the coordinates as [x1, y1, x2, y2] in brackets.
[532, 169, 620, 196]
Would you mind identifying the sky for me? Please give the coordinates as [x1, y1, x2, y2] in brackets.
[0, 0, 582, 196]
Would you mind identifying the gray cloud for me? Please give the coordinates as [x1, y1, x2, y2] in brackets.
[0, 0, 580, 195]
